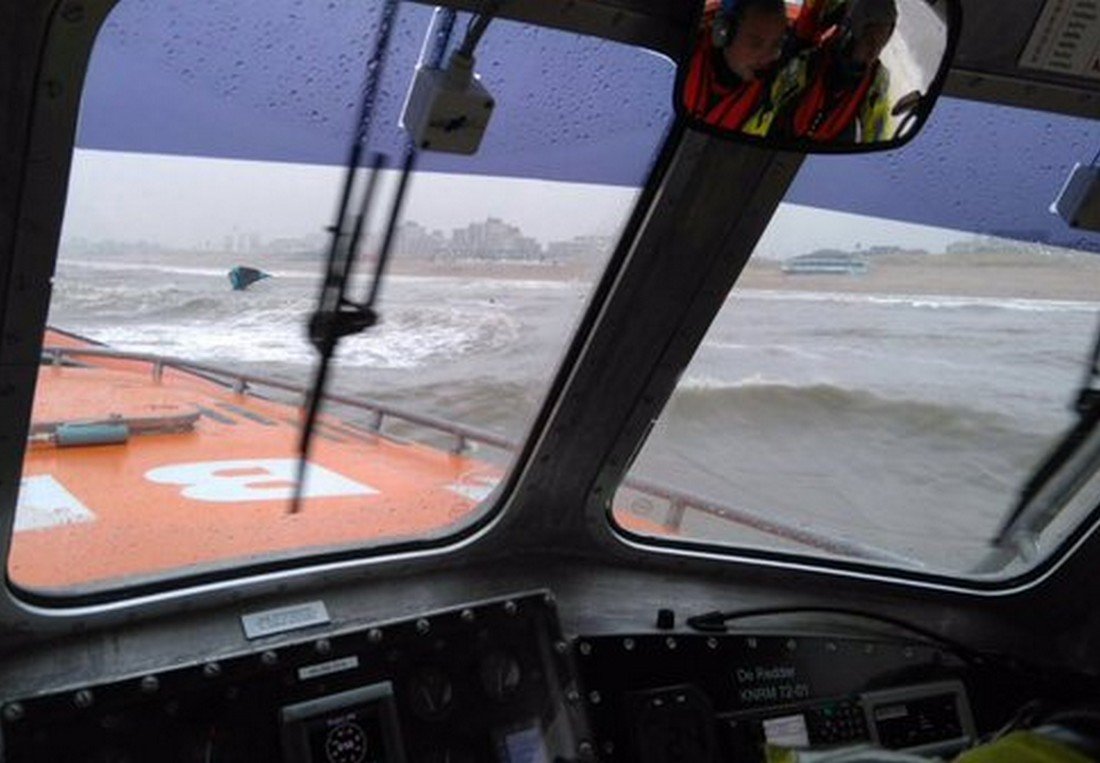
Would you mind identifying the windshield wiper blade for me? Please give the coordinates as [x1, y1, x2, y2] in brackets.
[289, 0, 402, 514]
[291, 4, 459, 513]
[292, 153, 385, 515]
[294, 152, 417, 514]
[990, 316, 1100, 559]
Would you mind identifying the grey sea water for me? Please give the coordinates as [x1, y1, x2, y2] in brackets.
[47, 256, 1100, 572]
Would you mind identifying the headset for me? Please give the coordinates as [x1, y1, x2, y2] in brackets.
[710, 0, 739, 48]
[712, 0, 788, 48]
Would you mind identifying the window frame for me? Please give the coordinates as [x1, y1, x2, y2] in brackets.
[0, 0, 689, 611]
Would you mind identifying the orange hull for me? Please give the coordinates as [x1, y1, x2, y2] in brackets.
[13, 329, 503, 592]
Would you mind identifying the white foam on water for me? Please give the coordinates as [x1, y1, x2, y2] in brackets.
[739, 288, 1100, 313]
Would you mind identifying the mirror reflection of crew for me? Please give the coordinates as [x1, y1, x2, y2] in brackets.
[771, 0, 897, 143]
[789, 0, 850, 53]
[682, 0, 789, 134]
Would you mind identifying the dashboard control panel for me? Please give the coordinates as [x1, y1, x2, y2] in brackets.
[575, 633, 979, 762]
[0, 590, 590, 763]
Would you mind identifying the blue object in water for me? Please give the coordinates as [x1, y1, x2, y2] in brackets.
[228, 266, 271, 291]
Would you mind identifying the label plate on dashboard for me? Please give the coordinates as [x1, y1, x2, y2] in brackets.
[241, 601, 330, 639]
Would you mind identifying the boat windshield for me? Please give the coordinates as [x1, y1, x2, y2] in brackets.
[615, 98, 1100, 582]
[12, 0, 674, 595]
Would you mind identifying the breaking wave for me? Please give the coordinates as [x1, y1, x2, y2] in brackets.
[671, 378, 1031, 442]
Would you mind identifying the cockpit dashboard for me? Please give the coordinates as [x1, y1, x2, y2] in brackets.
[2, 574, 1093, 763]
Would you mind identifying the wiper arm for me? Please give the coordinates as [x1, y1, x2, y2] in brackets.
[292, 152, 386, 515]
[989, 315, 1100, 561]
[290, 3, 456, 514]
[289, 0, 403, 514]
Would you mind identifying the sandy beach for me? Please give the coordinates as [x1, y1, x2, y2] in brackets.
[740, 256, 1100, 301]
[389, 251, 1100, 303]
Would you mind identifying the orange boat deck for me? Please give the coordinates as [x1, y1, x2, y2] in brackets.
[13, 329, 504, 592]
[13, 330, 883, 594]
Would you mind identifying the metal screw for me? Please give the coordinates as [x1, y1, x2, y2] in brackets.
[786, 639, 798, 652]
[368, 628, 383, 644]
[503, 600, 517, 616]
[203, 662, 221, 679]
[3, 703, 24, 722]
[461, 608, 475, 623]
[665, 637, 677, 650]
[706, 637, 718, 650]
[588, 690, 601, 705]
[140, 675, 160, 694]
[542, 592, 555, 607]
[74, 690, 94, 709]
[623, 638, 635, 651]
[261, 651, 279, 667]
[578, 641, 592, 656]
[566, 689, 580, 703]
[578, 741, 594, 757]
[315, 638, 332, 655]
[555, 641, 568, 654]
[416, 618, 431, 635]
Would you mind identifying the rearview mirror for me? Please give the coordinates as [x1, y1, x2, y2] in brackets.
[677, 0, 960, 152]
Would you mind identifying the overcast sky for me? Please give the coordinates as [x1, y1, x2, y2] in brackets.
[62, 149, 966, 258]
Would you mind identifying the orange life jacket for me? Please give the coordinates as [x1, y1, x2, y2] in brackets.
[790, 43, 878, 141]
[793, 0, 845, 47]
[682, 20, 767, 131]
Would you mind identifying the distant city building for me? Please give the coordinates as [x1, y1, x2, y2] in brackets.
[450, 217, 543, 261]
[266, 232, 327, 255]
[546, 235, 615, 262]
[394, 221, 448, 260]
[946, 235, 1048, 254]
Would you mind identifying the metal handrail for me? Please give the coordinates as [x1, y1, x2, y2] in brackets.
[619, 476, 921, 567]
[43, 345, 509, 454]
[41, 344, 920, 566]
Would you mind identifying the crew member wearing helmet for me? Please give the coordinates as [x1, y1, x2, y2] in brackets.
[682, 0, 789, 134]
[770, 0, 897, 143]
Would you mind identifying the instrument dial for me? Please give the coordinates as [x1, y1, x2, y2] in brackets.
[325, 721, 367, 763]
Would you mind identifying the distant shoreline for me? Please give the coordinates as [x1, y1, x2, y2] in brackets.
[739, 259, 1100, 302]
[388, 258, 598, 283]
[60, 249, 1100, 302]
[389, 256, 1100, 302]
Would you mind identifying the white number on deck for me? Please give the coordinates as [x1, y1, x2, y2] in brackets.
[145, 459, 377, 503]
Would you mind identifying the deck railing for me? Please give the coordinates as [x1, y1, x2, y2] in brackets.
[41, 344, 919, 567]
